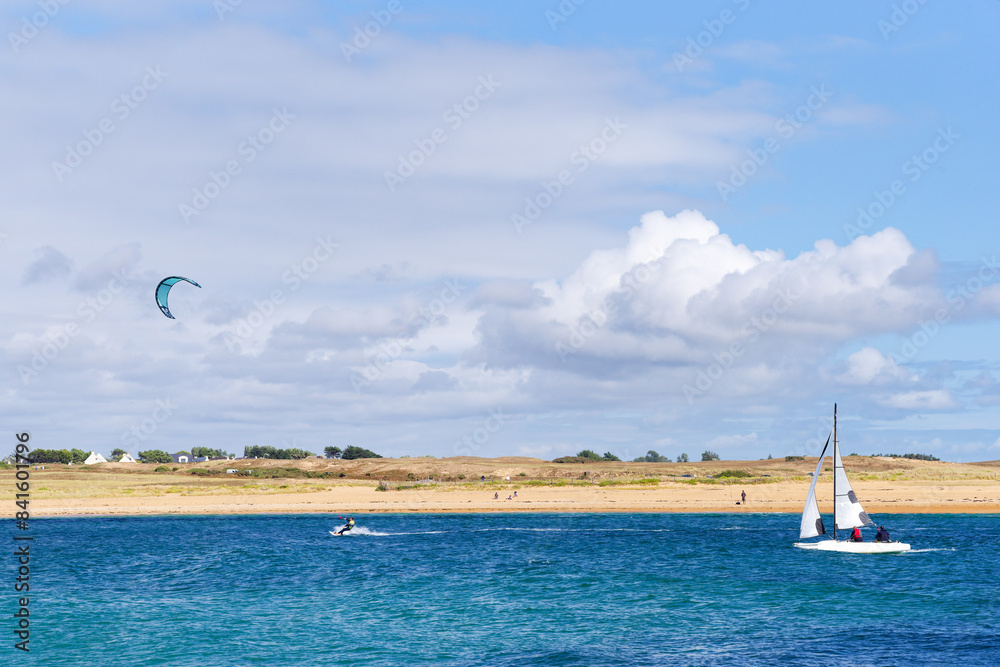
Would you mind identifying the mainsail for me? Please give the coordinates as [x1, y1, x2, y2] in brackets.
[832, 407, 873, 531]
[798, 433, 830, 540]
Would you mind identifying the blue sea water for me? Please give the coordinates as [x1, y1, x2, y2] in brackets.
[7, 513, 999, 666]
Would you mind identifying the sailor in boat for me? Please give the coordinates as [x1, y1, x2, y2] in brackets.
[850, 527, 863, 542]
[875, 525, 892, 543]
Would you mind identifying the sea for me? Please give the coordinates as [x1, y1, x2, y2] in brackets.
[8, 512, 999, 666]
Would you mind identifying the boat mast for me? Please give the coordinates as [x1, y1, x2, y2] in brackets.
[832, 403, 837, 542]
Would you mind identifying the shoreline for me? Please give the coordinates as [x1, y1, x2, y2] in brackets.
[30, 481, 1000, 517]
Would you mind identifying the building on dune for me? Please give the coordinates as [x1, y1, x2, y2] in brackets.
[84, 451, 108, 465]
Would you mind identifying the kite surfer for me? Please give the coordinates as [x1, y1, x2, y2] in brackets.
[335, 516, 355, 536]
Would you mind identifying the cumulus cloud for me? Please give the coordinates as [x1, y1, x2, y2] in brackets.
[837, 347, 910, 386]
[876, 390, 959, 411]
[22, 246, 74, 284]
[471, 210, 944, 383]
[74, 243, 143, 292]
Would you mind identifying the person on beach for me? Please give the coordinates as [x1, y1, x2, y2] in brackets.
[741, 490, 746, 504]
[336, 516, 355, 535]
[850, 527, 862, 542]
[875, 526, 891, 542]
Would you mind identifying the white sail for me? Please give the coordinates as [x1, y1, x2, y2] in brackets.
[798, 434, 830, 539]
[833, 426, 872, 530]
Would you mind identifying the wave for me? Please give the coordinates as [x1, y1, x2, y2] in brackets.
[330, 526, 672, 537]
[330, 527, 448, 537]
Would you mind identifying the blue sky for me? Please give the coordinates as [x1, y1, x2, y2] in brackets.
[2, 0, 999, 462]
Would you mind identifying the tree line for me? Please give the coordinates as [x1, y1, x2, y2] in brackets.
[324, 446, 382, 460]
[558, 450, 719, 463]
[629, 450, 717, 462]
[26, 448, 90, 464]
[244, 445, 314, 460]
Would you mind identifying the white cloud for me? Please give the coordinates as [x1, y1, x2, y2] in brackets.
[472, 210, 944, 379]
[876, 390, 959, 411]
[837, 347, 910, 386]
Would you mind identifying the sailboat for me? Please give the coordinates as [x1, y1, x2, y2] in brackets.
[794, 405, 911, 553]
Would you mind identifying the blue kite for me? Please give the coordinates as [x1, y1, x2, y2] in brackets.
[155, 276, 201, 319]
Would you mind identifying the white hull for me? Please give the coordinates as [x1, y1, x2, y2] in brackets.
[794, 540, 910, 554]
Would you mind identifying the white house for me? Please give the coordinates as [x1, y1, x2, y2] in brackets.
[119, 452, 138, 463]
[84, 451, 108, 465]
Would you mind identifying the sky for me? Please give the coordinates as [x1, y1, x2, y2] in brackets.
[3, 0, 999, 462]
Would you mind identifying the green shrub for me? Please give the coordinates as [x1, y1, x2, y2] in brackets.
[632, 450, 669, 463]
[340, 446, 383, 460]
[785, 455, 804, 462]
[189, 468, 211, 476]
[138, 449, 173, 464]
[154, 466, 171, 473]
[518, 472, 527, 477]
[715, 470, 751, 478]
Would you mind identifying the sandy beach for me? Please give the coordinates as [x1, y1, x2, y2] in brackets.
[11, 455, 999, 517]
